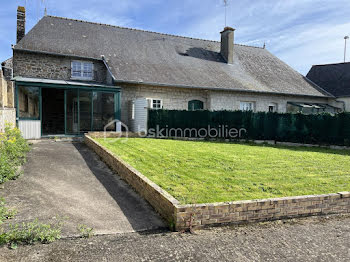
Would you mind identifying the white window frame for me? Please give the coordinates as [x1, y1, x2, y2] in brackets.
[240, 101, 255, 112]
[147, 98, 163, 109]
[71, 61, 94, 80]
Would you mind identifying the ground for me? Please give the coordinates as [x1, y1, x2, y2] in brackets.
[97, 138, 350, 204]
[1, 214, 350, 261]
[0, 140, 165, 236]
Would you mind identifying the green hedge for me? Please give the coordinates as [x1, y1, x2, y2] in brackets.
[148, 110, 350, 146]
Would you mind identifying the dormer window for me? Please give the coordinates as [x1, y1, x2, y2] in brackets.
[71, 61, 93, 80]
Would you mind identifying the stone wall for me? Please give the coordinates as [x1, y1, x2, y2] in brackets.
[208, 90, 333, 112]
[13, 50, 107, 83]
[120, 84, 342, 128]
[337, 97, 350, 112]
[85, 135, 350, 231]
[120, 85, 209, 126]
[0, 108, 16, 132]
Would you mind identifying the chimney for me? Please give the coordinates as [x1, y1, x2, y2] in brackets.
[16, 6, 26, 44]
[220, 27, 235, 64]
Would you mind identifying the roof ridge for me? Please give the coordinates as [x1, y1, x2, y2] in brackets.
[46, 15, 263, 49]
[312, 62, 350, 67]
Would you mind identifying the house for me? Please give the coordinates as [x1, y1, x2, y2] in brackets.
[0, 58, 15, 132]
[9, 6, 343, 138]
[306, 62, 350, 112]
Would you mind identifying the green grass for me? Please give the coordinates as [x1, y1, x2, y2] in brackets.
[96, 138, 350, 204]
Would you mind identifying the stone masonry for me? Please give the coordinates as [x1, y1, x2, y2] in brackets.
[120, 84, 340, 127]
[85, 135, 350, 231]
[13, 51, 107, 83]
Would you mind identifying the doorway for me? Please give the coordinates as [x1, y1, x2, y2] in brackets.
[42, 88, 65, 135]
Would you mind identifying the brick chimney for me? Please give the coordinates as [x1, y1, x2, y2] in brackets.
[220, 27, 235, 64]
[16, 6, 26, 44]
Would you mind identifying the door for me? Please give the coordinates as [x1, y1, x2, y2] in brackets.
[65, 90, 79, 135]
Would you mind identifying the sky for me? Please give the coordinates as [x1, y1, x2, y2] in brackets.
[1, 0, 350, 75]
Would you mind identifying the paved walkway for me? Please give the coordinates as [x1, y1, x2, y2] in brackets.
[0, 140, 165, 236]
[1, 214, 350, 261]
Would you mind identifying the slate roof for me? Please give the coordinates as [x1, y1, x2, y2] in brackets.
[306, 62, 350, 97]
[14, 16, 330, 98]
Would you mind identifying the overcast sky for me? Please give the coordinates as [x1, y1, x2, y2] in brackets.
[1, 0, 350, 75]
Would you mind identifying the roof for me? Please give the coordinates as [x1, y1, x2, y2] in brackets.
[306, 62, 350, 97]
[13, 76, 119, 89]
[1, 57, 12, 69]
[14, 16, 330, 98]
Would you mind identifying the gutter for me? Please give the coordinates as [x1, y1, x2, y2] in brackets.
[101, 55, 117, 81]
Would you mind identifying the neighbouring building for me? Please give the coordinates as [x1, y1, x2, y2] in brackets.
[0, 57, 16, 132]
[8, 6, 343, 138]
[307, 62, 350, 112]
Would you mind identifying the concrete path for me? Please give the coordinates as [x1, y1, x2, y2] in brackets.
[1, 214, 350, 261]
[0, 140, 165, 236]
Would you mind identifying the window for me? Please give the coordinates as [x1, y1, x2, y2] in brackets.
[240, 102, 255, 111]
[71, 61, 93, 80]
[188, 100, 204, 111]
[268, 103, 277, 113]
[18, 86, 40, 119]
[147, 99, 162, 109]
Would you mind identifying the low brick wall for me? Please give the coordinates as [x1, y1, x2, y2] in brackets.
[0, 108, 16, 132]
[176, 193, 350, 230]
[84, 135, 179, 228]
[85, 135, 350, 231]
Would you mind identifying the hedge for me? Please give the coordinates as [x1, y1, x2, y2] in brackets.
[148, 110, 350, 146]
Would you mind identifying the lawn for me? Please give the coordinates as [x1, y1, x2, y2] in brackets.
[96, 138, 350, 204]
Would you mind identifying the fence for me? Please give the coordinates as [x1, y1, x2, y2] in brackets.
[148, 110, 350, 146]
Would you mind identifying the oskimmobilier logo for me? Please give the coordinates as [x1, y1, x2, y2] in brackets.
[103, 121, 247, 140]
[103, 120, 129, 142]
[138, 125, 247, 139]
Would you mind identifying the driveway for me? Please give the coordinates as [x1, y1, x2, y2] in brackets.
[0, 140, 165, 236]
[1, 214, 350, 261]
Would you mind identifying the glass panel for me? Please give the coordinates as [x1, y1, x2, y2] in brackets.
[18, 86, 39, 119]
[83, 63, 93, 78]
[66, 90, 79, 135]
[93, 92, 115, 131]
[72, 61, 82, 77]
[79, 91, 92, 134]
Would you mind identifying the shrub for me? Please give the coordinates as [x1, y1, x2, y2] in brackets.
[0, 123, 30, 184]
[0, 219, 63, 249]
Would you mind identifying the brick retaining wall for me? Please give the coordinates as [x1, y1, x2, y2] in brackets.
[176, 193, 350, 229]
[85, 135, 350, 231]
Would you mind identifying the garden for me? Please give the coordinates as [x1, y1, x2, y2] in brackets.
[97, 138, 350, 204]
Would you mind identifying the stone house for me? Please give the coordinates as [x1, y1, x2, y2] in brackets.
[0, 57, 16, 132]
[9, 6, 344, 138]
[307, 62, 350, 112]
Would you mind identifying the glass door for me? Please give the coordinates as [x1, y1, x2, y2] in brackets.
[65, 90, 79, 135]
[79, 91, 92, 134]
